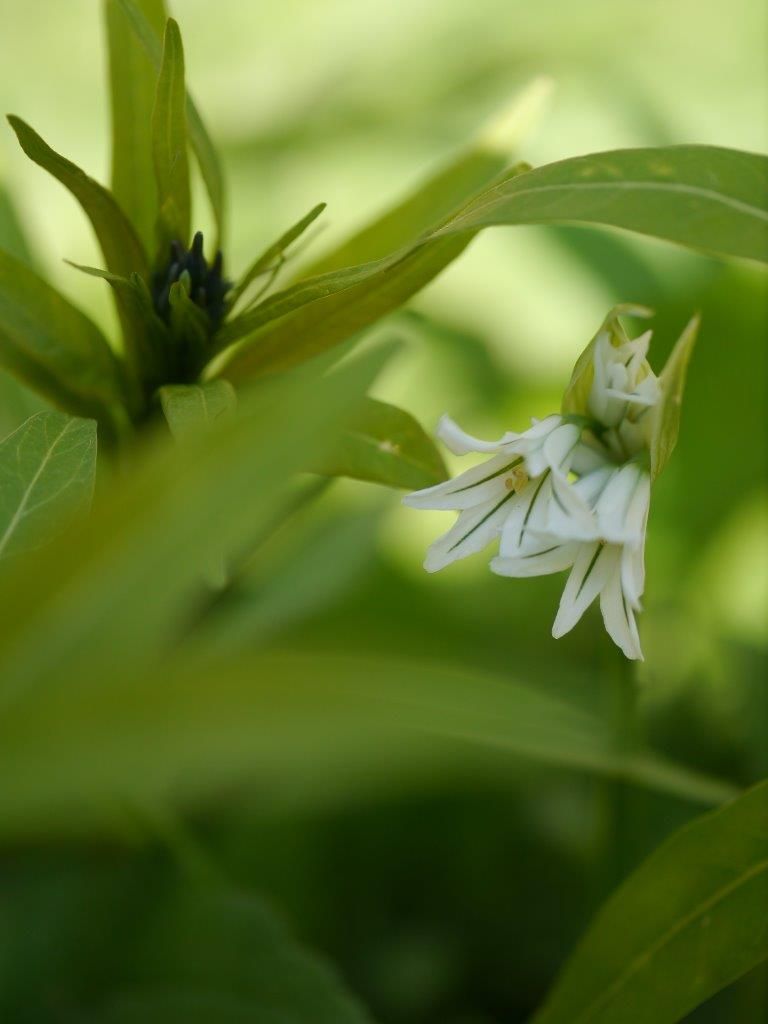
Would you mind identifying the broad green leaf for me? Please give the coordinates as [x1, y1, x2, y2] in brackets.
[152, 18, 191, 253]
[531, 780, 768, 1024]
[561, 304, 653, 417]
[158, 380, 236, 440]
[82, 887, 373, 1024]
[105, 0, 167, 252]
[0, 652, 737, 838]
[228, 202, 327, 309]
[314, 397, 447, 489]
[0, 179, 38, 268]
[0, 249, 127, 424]
[303, 76, 553, 277]
[650, 314, 700, 480]
[7, 116, 150, 363]
[0, 412, 96, 561]
[115, 0, 225, 248]
[438, 146, 768, 264]
[0, 345, 393, 709]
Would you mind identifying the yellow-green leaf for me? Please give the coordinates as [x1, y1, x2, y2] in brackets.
[152, 18, 191, 254]
[650, 314, 700, 480]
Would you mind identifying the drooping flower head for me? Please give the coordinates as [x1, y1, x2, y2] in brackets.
[404, 306, 699, 660]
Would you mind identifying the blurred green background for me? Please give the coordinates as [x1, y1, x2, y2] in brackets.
[1, 1, 767, 1021]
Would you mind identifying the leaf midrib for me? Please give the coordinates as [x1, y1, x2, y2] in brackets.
[0, 418, 75, 558]
[568, 856, 768, 1024]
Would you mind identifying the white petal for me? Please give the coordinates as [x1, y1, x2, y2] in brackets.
[422, 489, 520, 572]
[552, 542, 617, 638]
[491, 541, 579, 578]
[600, 556, 643, 659]
[403, 452, 521, 511]
[498, 474, 555, 556]
[436, 414, 506, 455]
[594, 464, 645, 544]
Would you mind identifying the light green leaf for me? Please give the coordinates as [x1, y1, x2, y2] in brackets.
[531, 780, 768, 1024]
[0, 249, 127, 424]
[105, 0, 167, 253]
[0, 345, 393, 709]
[561, 304, 653, 417]
[302, 76, 553, 277]
[7, 117, 148, 281]
[82, 887, 373, 1024]
[7, 115, 150, 361]
[214, 233, 476, 380]
[0, 179, 38, 268]
[158, 380, 236, 440]
[0, 651, 737, 838]
[314, 397, 447, 489]
[152, 18, 191, 253]
[115, 0, 225, 248]
[0, 412, 96, 561]
[228, 202, 327, 309]
[650, 314, 700, 480]
[438, 146, 768, 264]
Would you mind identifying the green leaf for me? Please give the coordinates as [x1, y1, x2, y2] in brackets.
[7, 116, 149, 281]
[152, 18, 191, 254]
[0, 412, 96, 561]
[66, 261, 171, 394]
[228, 202, 327, 309]
[105, 0, 168, 252]
[7, 115, 150, 364]
[561, 304, 653, 417]
[302, 76, 553, 277]
[115, 0, 225, 248]
[0, 345, 394, 709]
[0, 249, 127, 425]
[438, 146, 768, 264]
[0, 179, 38, 268]
[314, 397, 447, 489]
[214, 233, 475, 380]
[531, 780, 768, 1024]
[158, 380, 236, 440]
[83, 887, 373, 1024]
[650, 313, 700, 480]
[0, 651, 737, 838]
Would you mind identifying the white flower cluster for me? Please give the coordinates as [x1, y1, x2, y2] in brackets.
[405, 308, 695, 660]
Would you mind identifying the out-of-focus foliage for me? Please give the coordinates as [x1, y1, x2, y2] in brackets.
[0, 2, 766, 1023]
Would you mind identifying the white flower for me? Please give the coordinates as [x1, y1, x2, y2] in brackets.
[403, 413, 582, 573]
[588, 326, 661, 461]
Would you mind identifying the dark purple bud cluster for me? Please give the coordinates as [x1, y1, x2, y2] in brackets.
[152, 231, 230, 332]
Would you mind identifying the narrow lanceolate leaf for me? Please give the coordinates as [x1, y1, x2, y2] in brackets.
[115, 0, 225, 247]
[7, 116, 150, 368]
[0, 412, 96, 561]
[158, 380, 236, 440]
[228, 202, 327, 308]
[532, 781, 768, 1024]
[152, 19, 191, 254]
[314, 397, 447, 489]
[0, 652, 737, 838]
[437, 146, 768, 264]
[0, 249, 127, 424]
[302, 75, 553, 278]
[650, 314, 700, 480]
[105, 0, 168, 252]
[7, 117, 148, 280]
